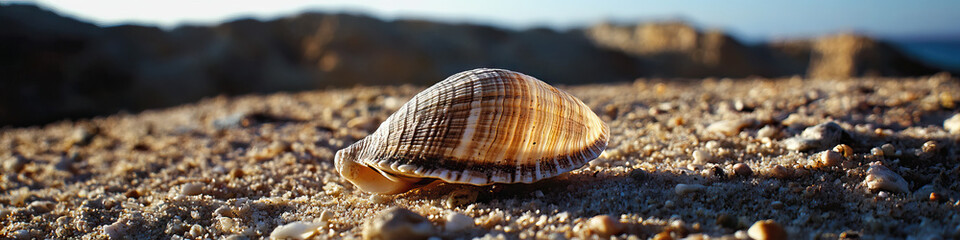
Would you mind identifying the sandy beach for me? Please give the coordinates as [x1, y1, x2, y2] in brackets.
[2, 74, 960, 239]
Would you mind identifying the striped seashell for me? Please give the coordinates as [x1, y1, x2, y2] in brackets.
[335, 68, 609, 194]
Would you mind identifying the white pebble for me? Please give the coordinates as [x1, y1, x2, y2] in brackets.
[692, 150, 713, 164]
[180, 182, 204, 196]
[103, 220, 128, 239]
[757, 125, 779, 139]
[945, 113, 960, 134]
[675, 183, 706, 196]
[818, 150, 842, 167]
[707, 119, 752, 136]
[864, 162, 909, 194]
[444, 211, 474, 232]
[587, 215, 623, 237]
[270, 221, 323, 240]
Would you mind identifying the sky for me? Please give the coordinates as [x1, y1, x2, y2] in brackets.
[12, 0, 960, 42]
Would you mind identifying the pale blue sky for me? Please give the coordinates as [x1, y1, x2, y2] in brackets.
[15, 0, 960, 42]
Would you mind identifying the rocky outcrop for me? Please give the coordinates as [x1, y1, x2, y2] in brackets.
[767, 33, 939, 78]
[585, 22, 770, 77]
[0, 3, 947, 126]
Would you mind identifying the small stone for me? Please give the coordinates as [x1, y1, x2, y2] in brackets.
[103, 218, 129, 239]
[363, 207, 433, 240]
[214, 206, 238, 218]
[769, 165, 793, 179]
[707, 119, 753, 136]
[878, 191, 890, 198]
[783, 121, 847, 151]
[747, 219, 787, 240]
[270, 221, 323, 240]
[930, 192, 944, 202]
[218, 217, 237, 232]
[180, 182, 204, 196]
[818, 150, 842, 168]
[213, 112, 247, 130]
[870, 147, 884, 157]
[921, 141, 938, 153]
[664, 200, 675, 209]
[733, 163, 753, 177]
[319, 210, 334, 222]
[864, 162, 909, 194]
[675, 183, 706, 196]
[587, 215, 623, 237]
[945, 113, 960, 134]
[832, 144, 854, 159]
[3, 156, 26, 173]
[444, 211, 474, 232]
[705, 141, 720, 149]
[880, 144, 897, 157]
[692, 150, 713, 164]
[757, 125, 779, 139]
[188, 224, 205, 238]
[919, 141, 938, 159]
[445, 188, 478, 208]
[771, 201, 784, 209]
[28, 201, 55, 213]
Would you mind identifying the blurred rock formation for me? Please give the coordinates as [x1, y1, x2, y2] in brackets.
[0, 4, 945, 126]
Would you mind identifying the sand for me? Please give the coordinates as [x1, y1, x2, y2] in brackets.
[2, 74, 959, 239]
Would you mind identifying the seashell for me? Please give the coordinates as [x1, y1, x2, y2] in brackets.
[335, 68, 609, 194]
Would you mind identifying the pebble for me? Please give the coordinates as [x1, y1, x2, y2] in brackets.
[771, 201, 784, 209]
[919, 141, 938, 159]
[732, 163, 753, 176]
[818, 150, 841, 168]
[757, 125, 779, 139]
[870, 147, 884, 157]
[692, 150, 713, 164]
[103, 218, 129, 239]
[769, 165, 793, 179]
[832, 144, 853, 158]
[864, 162, 909, 194]
[218, 217, 237, 232]
[28, 201, 55, 213]
[444, 211, 474, 232]
[707, 119, 752, 136]
[930, 192, 944, 202]
[3, 156, 26, 173]
[945, 113, 960, 134]
[180, 182, 205, 196]
[212, 112, 247, 130]
[880, 144, 897, 157]
[363, 207, 434, 240]
[675, 183, 706, 196]
[748, 219, 787, 240]
[587, 215, 623, 237]
[783, 121, 847, 151]
[270, 221, 323, 240]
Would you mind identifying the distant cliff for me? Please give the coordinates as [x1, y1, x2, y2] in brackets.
[0, 4, 945, 126]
